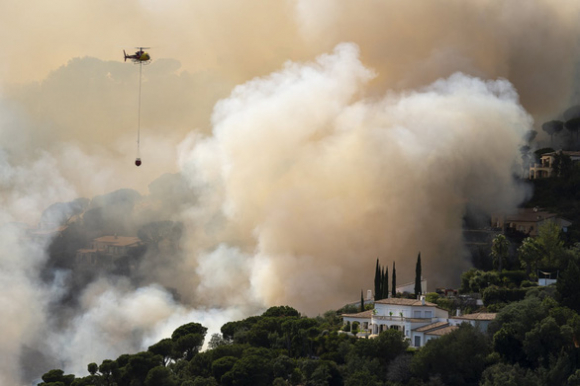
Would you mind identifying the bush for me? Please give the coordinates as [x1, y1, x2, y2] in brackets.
[343, 321, 351, 332]
[351, 322, 360, 334]
[500, 270, 527, 288]
[521, 280, 538, 288]
[482, 286, 527, 306]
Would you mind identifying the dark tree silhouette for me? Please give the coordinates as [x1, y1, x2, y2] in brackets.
[391, 262, 397, 298]
[563, 106, 580, 149]
[374, 259, 381, 301]
[382, 266, 389, 300]
[415, 253, 422, 297]
[542, 120, 563, 146]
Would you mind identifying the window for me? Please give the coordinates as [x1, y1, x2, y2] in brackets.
[413, 310, 421, 318]
[425, 311, 432, 318]
[414, 336, 421, 347]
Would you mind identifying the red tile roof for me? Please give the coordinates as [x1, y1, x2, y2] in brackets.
[341, 310, 373, 318]
[415, 321, 448, 332]
[426, 326, 459, 336]
[93, 235, 142, 247]
[504, 209, 556, 223]
[452, 312, 496, 321]
[375, 298, 437, 307]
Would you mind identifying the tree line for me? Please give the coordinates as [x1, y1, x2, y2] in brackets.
[38, 224, 580, 386]
[373, 254, 422, 305]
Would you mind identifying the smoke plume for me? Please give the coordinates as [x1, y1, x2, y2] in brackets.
[179, 43, 531, 313]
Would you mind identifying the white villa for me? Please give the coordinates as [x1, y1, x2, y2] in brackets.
[342, 296, 496, 348]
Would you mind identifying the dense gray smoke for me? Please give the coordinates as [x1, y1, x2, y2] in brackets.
[0, 1, 578, 384]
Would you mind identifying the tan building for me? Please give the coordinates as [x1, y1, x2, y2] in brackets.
[529, 150, 580, 179]
[491, 207, 571, 236]
[91, 235, 142, 257]
[76, 235, 143, 268]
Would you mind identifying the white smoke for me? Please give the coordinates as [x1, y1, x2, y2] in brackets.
[179, 43, 531, 313]
[0, 123, 78, 384]
[48, 279, 251, 375]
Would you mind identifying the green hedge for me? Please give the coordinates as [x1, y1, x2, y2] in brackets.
[482, 286, 527, 306]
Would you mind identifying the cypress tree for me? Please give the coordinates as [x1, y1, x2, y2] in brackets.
[374, 259, 381, 301]
[382, 266, 389, 299]
[361, 290, 365, 312]
[392, 261, 397, 297]
[376, 266, 382, 301]
[415, 253, 422, 297]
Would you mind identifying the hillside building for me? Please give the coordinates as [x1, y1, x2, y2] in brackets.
[76, 235, 142, 268]
[491, 207, 571, 237]
[342, 296, 495, 348]
[529, 150, 580, 179]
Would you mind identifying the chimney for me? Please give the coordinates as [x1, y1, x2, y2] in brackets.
[420, 295, 425, 305]
[456, 308, 462, 317]
[366, 289, 373, 301]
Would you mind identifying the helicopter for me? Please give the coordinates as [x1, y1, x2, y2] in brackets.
[123, 47, 151, 64]
[123, 47, 151, 167]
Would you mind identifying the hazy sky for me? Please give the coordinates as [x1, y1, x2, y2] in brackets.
[1, 1, 580, 384]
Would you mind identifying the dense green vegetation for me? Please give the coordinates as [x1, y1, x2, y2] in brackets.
[38, 218, 580, 385]
[38, 257, 580, 386]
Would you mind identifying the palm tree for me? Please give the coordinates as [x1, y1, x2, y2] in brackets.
[491, 234, 510, 274]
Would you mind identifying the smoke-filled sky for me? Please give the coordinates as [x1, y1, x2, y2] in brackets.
[1, 0, 580, 384]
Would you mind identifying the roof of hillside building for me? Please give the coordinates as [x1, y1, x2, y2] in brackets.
[542, 150, 580, 158]
[375, 298, 437, 307]
[341, 310, 374, 318]
[451, 312, 496, 321]
[93, 235, 142, 247]
[426, 326, 459, 336]
[415, 321, 449, 333]
[504, 208, 557, 223]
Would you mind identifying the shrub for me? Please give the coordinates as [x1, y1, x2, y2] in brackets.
[343, 321, 351, 332]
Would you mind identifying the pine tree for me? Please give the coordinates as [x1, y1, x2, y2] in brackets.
[382, 266, 389, 299]
[392, 261, 397, 297]
[415, 253, 422, 297]
[557, 257, 580, 313]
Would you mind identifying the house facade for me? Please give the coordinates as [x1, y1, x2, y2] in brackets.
[448, 312, 496, 331]
[91, 235, 142, 257]
[529, 150, 580, 179]
[76, 235, 143, 268]
[491, 207, 571, 237]
[342, 297, 495, 348]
